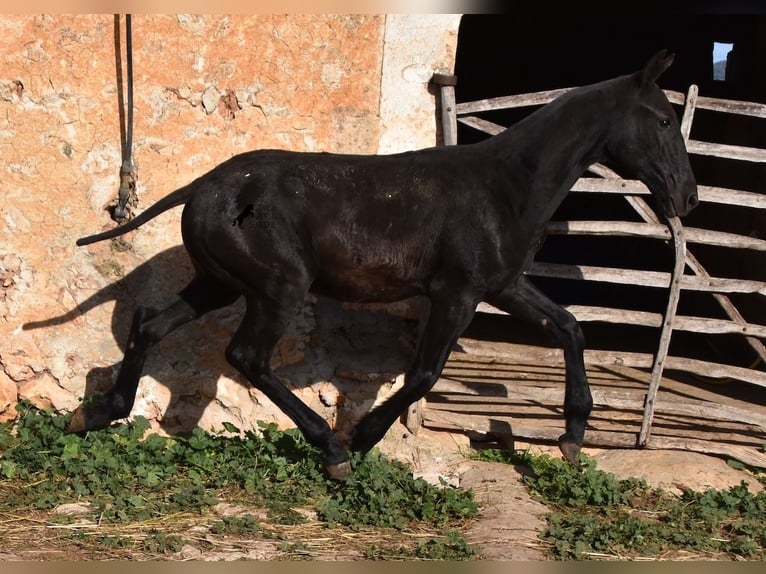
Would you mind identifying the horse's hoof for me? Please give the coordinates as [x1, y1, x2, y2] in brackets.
[67, 406, 91, 433]
[558, 435, 582, 464]
[326, 460, 352, 481]
[66, 398, 118, 434]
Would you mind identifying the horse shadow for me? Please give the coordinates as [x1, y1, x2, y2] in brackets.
[23, 245, 419, 437]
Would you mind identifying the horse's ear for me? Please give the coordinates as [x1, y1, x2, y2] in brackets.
[637, 49, 675, 88]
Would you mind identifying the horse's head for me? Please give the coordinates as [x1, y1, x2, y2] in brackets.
[605, 50, 698, 218]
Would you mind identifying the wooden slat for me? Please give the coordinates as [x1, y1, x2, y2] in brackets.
[546, 220, 669, 238]
[477, 302, 766, 339]
[455, 88, 686, 115]
[546, 220, 766, 251]
[428, 393, 766, 432]
[679, 84, 697, 142]
[527, 261, 766, 296]
[694, 94, 766, 118]
[570, 176, 649, 195]
[456, 339, 766, 388]
[428, 352, 766, 466]
[687, 139, 766, 163]
[455, 87, 573, 114]
[457, 116, 505, 136]
[430, 381, 766, 427]
[683, 227, 766, 250]
[695, 185, 766, 209]
[570, 178, 766, 210]
[422, 410, 766, 468]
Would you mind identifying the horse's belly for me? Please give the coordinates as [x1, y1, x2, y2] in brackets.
[311, 250, 426, 303]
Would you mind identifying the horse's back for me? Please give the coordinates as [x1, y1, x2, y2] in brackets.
[179, 146, 491, 301]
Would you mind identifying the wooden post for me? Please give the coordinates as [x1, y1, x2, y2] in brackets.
[431, 73, 458, 146]
[402, 74, 459, 436]
[639, 217, 686, 447]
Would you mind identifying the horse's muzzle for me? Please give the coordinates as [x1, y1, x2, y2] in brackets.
[674, 182, 699, 217]
[666, 181, 698, 218]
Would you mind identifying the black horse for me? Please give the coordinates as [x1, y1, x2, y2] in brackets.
[70, 50, 697, 479]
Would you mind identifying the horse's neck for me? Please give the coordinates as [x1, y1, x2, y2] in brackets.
[485, 84, 615, 213]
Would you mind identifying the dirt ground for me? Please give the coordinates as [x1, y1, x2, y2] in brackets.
[375, 422, 764, 561]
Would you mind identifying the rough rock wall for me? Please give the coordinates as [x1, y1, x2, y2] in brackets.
[0, 14, 461, 435]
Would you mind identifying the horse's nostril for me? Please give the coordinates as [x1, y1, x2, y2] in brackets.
[688, 193, 699, 209]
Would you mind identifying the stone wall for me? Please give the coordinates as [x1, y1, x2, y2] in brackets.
[0, 14, 462, 434]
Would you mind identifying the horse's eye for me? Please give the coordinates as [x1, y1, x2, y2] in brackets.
[659, 118, 671, 129]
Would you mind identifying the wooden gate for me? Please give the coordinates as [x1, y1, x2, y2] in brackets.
[418, 76, 766, 467]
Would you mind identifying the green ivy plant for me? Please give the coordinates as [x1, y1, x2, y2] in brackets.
[0, 401, 478, 559]
[474, 447, 766, 560]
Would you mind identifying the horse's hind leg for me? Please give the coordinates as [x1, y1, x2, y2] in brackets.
[225, 295, 350, 480]
[488, 276, 593, 464]
[68, 276, 238, 433]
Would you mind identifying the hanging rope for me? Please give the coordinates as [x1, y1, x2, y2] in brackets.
[114, 13, 134, 222]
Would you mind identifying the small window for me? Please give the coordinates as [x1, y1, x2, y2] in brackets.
[713, 42, 734, 81]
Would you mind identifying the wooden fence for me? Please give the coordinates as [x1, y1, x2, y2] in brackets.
[423, 76, 766, 464]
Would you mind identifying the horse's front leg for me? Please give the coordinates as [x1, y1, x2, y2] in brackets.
[488, 276, 593, 464]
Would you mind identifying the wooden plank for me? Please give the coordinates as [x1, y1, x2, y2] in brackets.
[455, 88, 686, 115]
[687, 139, 766, 163]
[479, 295, 766, 338]
[545, 220, 766, 251]
[439, 363, 648, 390]
[527, 261, 766, 296]
[695, 185, 766, 209]
[426, 404, 766, 448]
[430, 384, 766, 427]
[662, 89, 687, 106]
[570, 178, 766, 210]
[528, 261, 672, 287]
[457, 116, 505, 136]
[422, 407, 766, 468]
[424, 403, 766, 444]
[455, 339, 766, 387]
[421, 408, 766, 467]
[694, 94, 766, 118]
[570, 176, 649, 195]
[679, 84, 698, 143]
[456, 87, 573, 114]
[683, 227, 766, 251]
[546, 220, 670, 239]
[647, 440, 766, 469]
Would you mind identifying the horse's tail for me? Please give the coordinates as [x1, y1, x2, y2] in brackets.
[76, 182, 195, 246]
